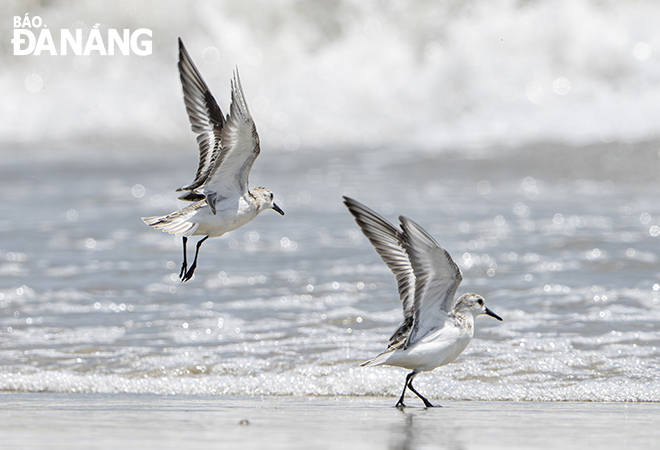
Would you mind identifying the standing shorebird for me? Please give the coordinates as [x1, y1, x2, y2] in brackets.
[143, 39, 284, 282]
[343, 197, 502, 408]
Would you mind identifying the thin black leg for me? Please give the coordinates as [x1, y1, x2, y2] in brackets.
[407, 377, 438, 408]
[181, 235, 209, 282]
[395, 371, 416, 408]
[179, 236, 188, 279]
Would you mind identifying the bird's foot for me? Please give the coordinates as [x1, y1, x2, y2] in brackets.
[395, 401, 406, 408]
[180, 263, 197, 283]
[179, 262, 187, 279]
[423, 401, 441, 408]
[181, 272, 192, 283]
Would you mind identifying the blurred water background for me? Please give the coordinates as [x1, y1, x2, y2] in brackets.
[1, 0, 660, 402]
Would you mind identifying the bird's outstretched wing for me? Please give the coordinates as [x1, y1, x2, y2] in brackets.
[398, 216, 463, 348]
[176, 38, 225, 199]
[202, 68, 260, 202]
[343, 197, 416, 348]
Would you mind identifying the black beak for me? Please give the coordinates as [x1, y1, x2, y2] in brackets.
[485, 307, 503, 321]
[272, 203, 285, 216]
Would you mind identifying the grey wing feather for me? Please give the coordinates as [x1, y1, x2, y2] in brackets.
[399, 216, 462, 348]
[176, 38, 225, 197]
[343, 197, 416, 348]
[204, 68, 260, 197]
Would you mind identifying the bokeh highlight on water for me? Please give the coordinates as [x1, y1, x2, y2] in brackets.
[2, 0, 660, 401]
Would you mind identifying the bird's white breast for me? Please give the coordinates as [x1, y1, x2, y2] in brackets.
[192, 195, 260, 237]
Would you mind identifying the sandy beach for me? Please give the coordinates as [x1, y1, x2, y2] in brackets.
[1, 393, 658, 449]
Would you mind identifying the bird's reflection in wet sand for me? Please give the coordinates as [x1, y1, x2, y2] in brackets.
[389, 408, 466, 450]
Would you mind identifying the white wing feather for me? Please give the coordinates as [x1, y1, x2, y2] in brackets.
[343, 197, 416, 349]
[203, 69, 260, 199]
[399, 216, 462, 347]
[176, 38, 224, 197]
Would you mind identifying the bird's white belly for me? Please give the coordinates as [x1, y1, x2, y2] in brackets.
[386, 333, 472, 372]
[191, 200, 259, 237]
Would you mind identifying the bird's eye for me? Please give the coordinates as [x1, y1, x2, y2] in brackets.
[270, 193, 274, 200]
[477, 299, 484, 306]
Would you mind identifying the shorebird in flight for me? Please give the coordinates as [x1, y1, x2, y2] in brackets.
[343, 197, 502, 407]
[143, 39, 284, 282]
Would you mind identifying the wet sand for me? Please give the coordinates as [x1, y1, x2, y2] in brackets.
[0, 393, 658, 449]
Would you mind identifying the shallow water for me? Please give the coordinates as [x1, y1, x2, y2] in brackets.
[2, 142, 660, 402]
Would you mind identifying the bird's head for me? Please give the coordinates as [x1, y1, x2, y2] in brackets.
[252, 187, 285, 216]
[457, 293, 502, 321]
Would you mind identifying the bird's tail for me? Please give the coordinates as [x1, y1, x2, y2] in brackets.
[360, 350, 394, 367]
[142, 207, 199, 236]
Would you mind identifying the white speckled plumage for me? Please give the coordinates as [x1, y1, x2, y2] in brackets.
[142, 39, 284, 282]
[343, 196, 502, 407]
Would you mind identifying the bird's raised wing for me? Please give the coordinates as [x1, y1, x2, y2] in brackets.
[202, 68, 259, 199]
[176, 38, 225, 198]
[343, 197, 416, 348]
[399, 216, 462, 347]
